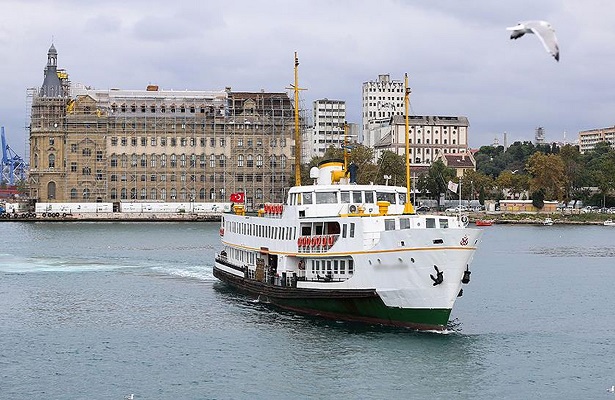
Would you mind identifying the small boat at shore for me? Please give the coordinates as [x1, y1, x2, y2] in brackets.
[604, 220, 615, 226]
[543, 218, 554, 226]
[475, 219, 494, 226]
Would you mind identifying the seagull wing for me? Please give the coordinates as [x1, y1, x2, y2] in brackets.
[527, 21, 560, 61]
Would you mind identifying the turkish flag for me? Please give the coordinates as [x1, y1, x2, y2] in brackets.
[230, 192, 245, 203]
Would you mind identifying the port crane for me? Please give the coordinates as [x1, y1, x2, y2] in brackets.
[1, 126, 28, 185]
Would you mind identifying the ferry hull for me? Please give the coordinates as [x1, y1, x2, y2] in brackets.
[213, 264, 452, 331]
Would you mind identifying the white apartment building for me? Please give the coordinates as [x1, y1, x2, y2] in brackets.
[305, 99, 346, 162]
[362, 74, 405, 148]
[372, 115, 470, 166]
[578, 126, 615, 154]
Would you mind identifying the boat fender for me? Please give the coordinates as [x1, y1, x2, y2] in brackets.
[328, 235, 335, 246]
[462, 265, 471, 284]
[430, 265, 444, 286]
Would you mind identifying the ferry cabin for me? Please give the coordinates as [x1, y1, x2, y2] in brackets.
[218, 183, 469, 289]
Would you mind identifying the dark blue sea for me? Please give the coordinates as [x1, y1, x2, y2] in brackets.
[1, 221, 614, 399]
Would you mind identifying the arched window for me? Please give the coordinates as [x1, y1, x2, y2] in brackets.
[83, 188, 91, 199]
[209, 188, 215, 200]
[121, 188, 127, 199]
[150, 154, 157, 167]
[130, 188, 137, 199]
[34, 153, 39, 168]
[238, 155, 244, 167]
[161, 188, 167, 200]
[256, 188, 263, 199]
[48, 154, 56, 168]
[150, 188, 157, 200]
[210, 154, 215, 167]
[141, 188, 147, 199]
[131, 154, 138, 167]
[247, 154, 253, 167]
[180, 154, 186, 167]
[180, 188, 187, 200]
[199, 188, 205, 200]
[280, 155, 287, 168]
[141, 154, 147, 167]
[47, 181, 56, 199]
[70, 188, 77, 199]
[121, 154, 128, 167]
[170, 188, 177, 200]
[110, 154, 118, 167]
[256, 154, 263, 167]
[110, 188, 117, 199]
[161, 154, 167, 167]
[170, 154, 177, 167]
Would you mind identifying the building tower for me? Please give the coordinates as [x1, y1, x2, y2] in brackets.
[306, 99, 346, 162]
[361, 74, 405, 148]
[40, 44, 62, 98]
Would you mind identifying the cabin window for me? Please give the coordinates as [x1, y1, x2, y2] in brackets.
[398, 193, 406, 204]
[340, 260, 346, 274]
[302, 192, 313, 204]
[426, 218, 436, 228]
[315, 192, 337, 204]
[342, 224, 347, 238]
[350, 223, 355, 238]
[352, 191, 362, 203]
[439, 219, 449, 228]
[385, 219, 396, 231]
[340, 191, 350, 203]
[334, 260, 339, 274]
[364, 191, 374, 203]
[400, 218, 411, 229]
[376, 191, 396, 204]
[348, 259, 354, 274]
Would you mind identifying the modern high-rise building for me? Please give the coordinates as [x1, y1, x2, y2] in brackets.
[361, 74, 405, 148]
[304, 99, 346, 162]
[28, 45, 297, 210]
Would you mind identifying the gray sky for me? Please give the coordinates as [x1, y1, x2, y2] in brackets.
[1, 0, 614, 157]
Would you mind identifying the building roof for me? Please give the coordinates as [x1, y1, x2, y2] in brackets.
[390, 114, 469, 127]
[441, 153, 475, 168]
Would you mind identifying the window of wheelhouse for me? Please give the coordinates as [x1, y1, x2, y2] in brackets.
[426, 218, 436, 228]
[302, 192, 313, 204]
[352, 191, 362, 203]
[341, 191, 350, 203]
[400, 218, 411, 229]
[315, 191, 337, 204]
[364, 191, 374, 203]
[385, 219, 395, 231]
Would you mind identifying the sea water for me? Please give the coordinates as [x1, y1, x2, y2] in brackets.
[1, 221, 614, 399]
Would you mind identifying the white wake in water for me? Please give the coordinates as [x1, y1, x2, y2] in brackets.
[0, 253, 142, 273]
[149, 265, 216, 281]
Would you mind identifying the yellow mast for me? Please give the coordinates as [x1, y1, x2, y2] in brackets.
[293, 52, 302, 186]
[404, 73, 415, 214]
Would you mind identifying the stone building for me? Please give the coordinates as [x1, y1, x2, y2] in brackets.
[28, 45, 296, 210]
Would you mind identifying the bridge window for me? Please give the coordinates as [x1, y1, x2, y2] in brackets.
[315, 192, 337, 204]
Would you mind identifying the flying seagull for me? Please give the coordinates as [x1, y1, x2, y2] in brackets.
[506, 20, 559, 61]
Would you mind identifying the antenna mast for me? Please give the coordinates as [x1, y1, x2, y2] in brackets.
[404, 73, 414, 214]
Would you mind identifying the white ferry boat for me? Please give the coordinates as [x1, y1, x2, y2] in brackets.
[213, 55, 483, 331]
[214, 161, 482, 331]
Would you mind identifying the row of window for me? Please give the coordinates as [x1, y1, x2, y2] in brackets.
[107, 154, 287, 168]
[107, 136, 287, 148]
[107, 173, 285, 185]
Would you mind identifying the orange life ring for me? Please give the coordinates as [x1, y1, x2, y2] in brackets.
[328, 235, 335, 246]
[310, 236, 318, 247]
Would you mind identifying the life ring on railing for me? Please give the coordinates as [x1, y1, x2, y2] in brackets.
[328, 235, 335, 246]
[311, 236, 318, 247]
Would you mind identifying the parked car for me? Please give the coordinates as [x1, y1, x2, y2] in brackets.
[445, 205, 468, 213]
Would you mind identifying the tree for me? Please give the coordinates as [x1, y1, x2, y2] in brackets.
[558, 144, 583, 205]
[376, 150, 405, 186]
[526, 152, 566, 201]
[459, 169, 494, 203]
[417, 160, 455, 204]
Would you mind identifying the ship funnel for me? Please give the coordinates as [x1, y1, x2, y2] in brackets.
[316, 159, 346, 185]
